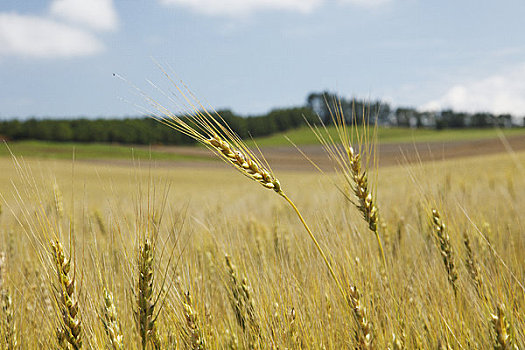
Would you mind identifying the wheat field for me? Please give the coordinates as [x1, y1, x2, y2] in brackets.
[0, 134, 524, 349]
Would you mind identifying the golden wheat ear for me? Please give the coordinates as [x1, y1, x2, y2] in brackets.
[305, 98, 386, 269]
[430, 209, 458, 295]
[143, 72, 346, 300]
[135, 66, 282, 194]
[181, 290, 207, 349]
[206, 134, 281, 192]
[134, 237, 161, 349]
[100, 288, 124, 350]
[50, 240, 82, 349]
[224, 254, 260, 348]
[491, 303, 515, 349]
[347, 285, 374, 350]
[463, 231, 485, 300]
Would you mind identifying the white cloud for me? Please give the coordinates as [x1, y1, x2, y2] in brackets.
[0, 12, 103, 59]
[49, 0, 118, 31]
[159, 0, 323, 17]
[422, 64, 525, 116]
[339, 0, 392, 8]
[159, 0, 392, 16]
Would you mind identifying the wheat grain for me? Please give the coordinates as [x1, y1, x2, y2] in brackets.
[207, 135, 281, 192]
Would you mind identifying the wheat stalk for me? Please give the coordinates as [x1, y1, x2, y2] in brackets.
[1, 284, 16, 350]
[207, 135, 281, 192]
[347, 145, 379, 233]
[287, 307, 299, 348]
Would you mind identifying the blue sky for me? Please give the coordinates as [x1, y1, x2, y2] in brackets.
[1, 0, 525, 119]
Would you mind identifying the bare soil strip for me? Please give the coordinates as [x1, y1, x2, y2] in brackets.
[95, 134, 525, 171]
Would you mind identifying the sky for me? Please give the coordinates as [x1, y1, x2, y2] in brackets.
[1, 0, 525, 119]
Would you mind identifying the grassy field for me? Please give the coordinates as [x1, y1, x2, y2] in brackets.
[247, 125, 525, 147]
[0, 128, 524, 349]
[0, 140, 207, 161]
[2, 126, 525, 163]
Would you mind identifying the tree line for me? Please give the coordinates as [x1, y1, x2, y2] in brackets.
[0, 106, 318, 145]
[0, 92, 522, 145]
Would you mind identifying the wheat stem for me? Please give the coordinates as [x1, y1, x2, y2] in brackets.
[280, 193, 345, 300]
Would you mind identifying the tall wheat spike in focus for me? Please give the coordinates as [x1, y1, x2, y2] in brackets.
[308, 98, 386, 269]
[51, 240, 82, 349]
[142, 71, 346, 299]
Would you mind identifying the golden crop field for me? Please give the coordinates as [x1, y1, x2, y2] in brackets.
[0, 131, 524, 349]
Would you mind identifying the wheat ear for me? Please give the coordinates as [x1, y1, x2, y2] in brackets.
[135, 238, 160, 350]
[207, 135, 281, 192]
[430, 209, 458, 295]
[51, 240, 82, 349]
[491, 303, 516, 350]
[306, 100, 387, 270]
[346, 145, 386, 268]
[463, 232, 484, 299]
[182, 290, 207, 350]
[146, 75, 345, 299]
[100, 288, 124, 350]
[224, 255, 258, 334]
[347, 286, 374, 350]
[391, 331, 405, 350]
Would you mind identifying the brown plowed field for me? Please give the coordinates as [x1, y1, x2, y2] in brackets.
[137, 134, 525, 172]
[265, 134, 525, 171]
